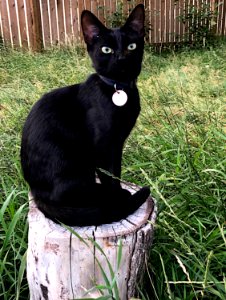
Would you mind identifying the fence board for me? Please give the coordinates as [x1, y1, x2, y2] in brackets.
[98, 0, 105, 23]
[78, 0, 84, 42]
[104, 0, 110, 25]
[0, 3, 3, 44]
[86, 0, 91, 11]
[64, 0, 72, 44]
[71, 0, 79, 44]
[161, 0, 165, 42]
[0, 0, 226, 50]
[17, 0, 27, 47]
[0, 1, 5, 45]
[30, 0, 42, 50]
[170, 0, 175, 43]
[49, 0, 58, 45]
[216, 0, 221, 34]
[221, 0, 226, 35]
[58, 0, 65, 44]
[149, 0, 153, 42]
[39, 0, 50, 47]
[1, 0, 11, 47]
[12, 0, 20, 47]
[91, 0, 97, 17]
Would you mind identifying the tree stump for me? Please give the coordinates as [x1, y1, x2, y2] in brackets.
[27, 183, 157, 300]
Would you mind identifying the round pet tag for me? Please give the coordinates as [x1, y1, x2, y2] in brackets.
[112, 90, 128, 106]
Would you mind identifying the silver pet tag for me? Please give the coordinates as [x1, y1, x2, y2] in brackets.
[112, 84, 128, 106]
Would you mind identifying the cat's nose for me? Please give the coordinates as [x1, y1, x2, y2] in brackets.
[116, 51, 126, 61]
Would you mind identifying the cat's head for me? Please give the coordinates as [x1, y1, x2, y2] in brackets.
[81, 5, 145, 83]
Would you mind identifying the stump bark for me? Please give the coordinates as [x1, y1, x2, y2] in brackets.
[27, 183, 157, 300]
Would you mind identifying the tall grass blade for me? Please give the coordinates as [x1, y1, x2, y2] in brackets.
[15, 251, 27, 300]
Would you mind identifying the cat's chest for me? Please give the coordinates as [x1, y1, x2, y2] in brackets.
[85, 90, 139, 145]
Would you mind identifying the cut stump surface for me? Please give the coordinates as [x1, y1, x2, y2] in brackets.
[27, 183, 157, 300]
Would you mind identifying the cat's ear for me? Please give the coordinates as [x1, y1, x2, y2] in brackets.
[81, 10, 107, 44]
[122, 4, 145, 37]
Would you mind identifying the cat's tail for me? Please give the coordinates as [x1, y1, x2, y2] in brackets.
[34, 200, 103, 226]
[32, 186, 150, 227]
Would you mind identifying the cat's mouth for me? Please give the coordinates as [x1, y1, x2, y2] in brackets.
[107, 64, 130, 80]
[97, 60, 137, 83]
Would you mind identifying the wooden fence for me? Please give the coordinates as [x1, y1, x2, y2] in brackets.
[0, 0, 226, 50]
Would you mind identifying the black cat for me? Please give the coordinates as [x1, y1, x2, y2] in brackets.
[20, 4, 150, 226]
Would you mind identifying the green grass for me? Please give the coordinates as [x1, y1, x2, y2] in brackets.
[0, 42, 225, 299]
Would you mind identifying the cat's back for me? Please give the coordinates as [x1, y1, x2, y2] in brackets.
[23, 75, 101, 132]
[25, 83, 80, 129]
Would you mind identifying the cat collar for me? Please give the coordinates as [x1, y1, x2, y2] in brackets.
[99, 75, 137, 107]
[99, 75, 136, 90]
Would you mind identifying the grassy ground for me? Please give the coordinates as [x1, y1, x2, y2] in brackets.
[0, 42, 225, 299]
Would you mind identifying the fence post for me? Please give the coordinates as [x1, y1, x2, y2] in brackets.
[29, 0, 43, 51]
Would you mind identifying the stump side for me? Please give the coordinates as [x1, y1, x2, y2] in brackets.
[27, 184, 157, 299]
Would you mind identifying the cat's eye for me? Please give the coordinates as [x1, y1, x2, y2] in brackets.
[101, 46, 113, 54]
[127, 43, 137, 50]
